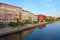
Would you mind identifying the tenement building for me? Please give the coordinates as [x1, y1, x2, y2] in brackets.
[22, 10, 35, 22]
[22, 10, 31, 22]
[0, 3, 22, 23]
[36, 14, 47, 21]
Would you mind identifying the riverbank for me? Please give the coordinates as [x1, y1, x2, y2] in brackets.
[0, 22, 48, 36]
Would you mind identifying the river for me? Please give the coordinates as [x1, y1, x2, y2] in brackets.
[0, 21, 60, 40]
[22, 21, 60, 40]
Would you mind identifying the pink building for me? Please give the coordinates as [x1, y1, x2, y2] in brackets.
[0, 3, 22, 23]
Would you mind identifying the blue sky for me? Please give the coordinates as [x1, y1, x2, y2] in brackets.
[0, 0, 60, 16]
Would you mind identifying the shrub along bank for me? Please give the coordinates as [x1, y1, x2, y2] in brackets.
[8, 21, 38, 28]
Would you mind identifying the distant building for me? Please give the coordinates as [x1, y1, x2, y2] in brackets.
[29, 13, 35, 21]
[34, 15, 38, 21]
[22, 10, 31, 22]
[22, 10, 36, 22]
[36, 14, 47, 21]
[0, 3, 22, 23]
[47, 16, 54, 20]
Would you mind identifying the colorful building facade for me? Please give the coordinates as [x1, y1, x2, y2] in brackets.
[37, 14, 47, 21]
[0, 3, 22, 23]
[22, 10, 31, 22]
[29, 13, 35, 21]
[22, 10, 35, 22]
[34, 15, 38, 21]
[47, 16, 54, 21]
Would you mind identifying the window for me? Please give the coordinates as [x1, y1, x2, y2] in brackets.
[5, 8, 12, 11]
[0, 6, 3, 8]
[0, 10, 4, 12]
[16, 14, 18, 16]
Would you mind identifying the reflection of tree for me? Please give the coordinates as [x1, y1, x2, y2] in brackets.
[38, 24, 47, 29]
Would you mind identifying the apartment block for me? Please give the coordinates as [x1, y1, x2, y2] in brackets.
[22, 10, 35, 22]
[22, 10, 30, 22]
[34, 15, 38, 21]
[0, 3, 22, 23]
[36, 14, 47, 21]
[29, 13, 35, 21]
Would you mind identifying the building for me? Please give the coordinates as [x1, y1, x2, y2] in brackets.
[22, 10, 36, 22]
[47, 16, 54, 21]
[0, 3, 22, 23]
[22, 10, 30, 22]
[47, 16, 52, 19]
[36, 14, 47, 21]
[29, 13, 35, 21]
[34, 15, 38, 21]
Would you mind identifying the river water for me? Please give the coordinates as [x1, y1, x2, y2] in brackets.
[0, 21, 60, 40]
[22, 21, 60, 40]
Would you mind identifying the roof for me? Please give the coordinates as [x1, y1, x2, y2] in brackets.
[0, 2, 22, 9]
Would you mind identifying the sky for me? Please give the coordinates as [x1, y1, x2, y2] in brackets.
[0, 0, 60, 16]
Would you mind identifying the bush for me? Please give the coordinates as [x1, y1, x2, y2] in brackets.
[8, 21, 39, 27]
[18, 22, 25, 26]
[8, 22, 19, 28]
[33, 21, 38, 23]
[28, 22, 32, 24]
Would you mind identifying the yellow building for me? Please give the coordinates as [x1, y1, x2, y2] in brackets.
[22, 10, 30, 22]
[22, 10, 35, 22]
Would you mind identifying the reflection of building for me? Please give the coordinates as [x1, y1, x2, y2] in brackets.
[0, 3, 22, 23]
[22, 29, 34, 37]
[0, 33, 22, 40]
[38, 24, 47, 29]
[36, 14, 47, 21]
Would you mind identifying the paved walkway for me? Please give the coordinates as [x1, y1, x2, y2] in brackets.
[0, 23, 9, 29]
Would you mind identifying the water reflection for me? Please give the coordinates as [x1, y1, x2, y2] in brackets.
[1, 21, 60, 40]
[21, 23, 47, 38]
[21, 28, 34, 38]
[54, 21, 58, 27]
[0, 33, 22, 40]
[37, 24, 47, 29]
[0, 24, 47, 40]
[22, 21, 60, 40]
